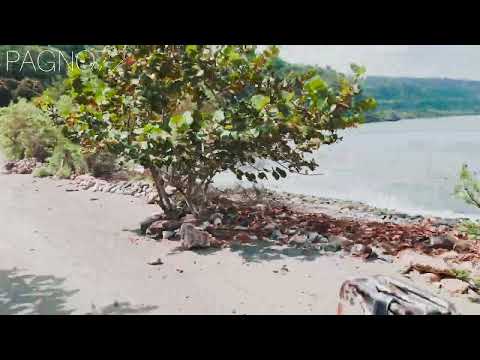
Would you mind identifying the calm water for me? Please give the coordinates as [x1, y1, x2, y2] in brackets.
[214, 115, 480, 219]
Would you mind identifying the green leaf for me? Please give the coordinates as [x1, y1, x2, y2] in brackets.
[251, 95, 270, 111]
[169, 111, 194, 129]
[304, 75, 327, 94]
[186, 45, 198, 55]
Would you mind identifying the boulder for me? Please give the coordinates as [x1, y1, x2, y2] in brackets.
[428, 234, 455, 250]
[419, 272, 442, 283]
[146, 220, 182, 236]
[146, 192, 159, 204]
[398, 249, 453, 277]
[288, 233, 307, 246]
[140, 213, 165, 234]
[209, 212, 224, 226]
[439, 278, 469, 295]
[180, 223, 214, 250]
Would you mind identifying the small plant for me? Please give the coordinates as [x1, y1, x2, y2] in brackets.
[44, 138, 88, 178]
[456, 220, 480, 240]
[32, 166, 53, 178]
[451, 268, 472, 282]
[455, 164, 480, 209]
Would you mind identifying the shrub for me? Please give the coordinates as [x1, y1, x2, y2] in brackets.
[0, 99, 58, 161]
[32, 166, 53, 178]
[457, 220, 480, 240]
[45, 138, 88, 178]
[85, 150, 117, 178]
[14, 78, 44, 100]
[454, 164, 480, 209]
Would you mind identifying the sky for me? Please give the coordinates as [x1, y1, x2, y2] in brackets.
[280, 45, 480, 81]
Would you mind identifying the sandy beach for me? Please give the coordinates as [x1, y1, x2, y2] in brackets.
[1, 157, 479, 314]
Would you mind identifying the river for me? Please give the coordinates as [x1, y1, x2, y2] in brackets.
[214, 115, 480, 219]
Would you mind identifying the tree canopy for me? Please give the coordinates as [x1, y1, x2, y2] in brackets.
[47, 45, 375, 216]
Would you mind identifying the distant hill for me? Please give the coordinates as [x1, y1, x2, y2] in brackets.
[363, 76, 480, 122]
[271, 58, 480, 122]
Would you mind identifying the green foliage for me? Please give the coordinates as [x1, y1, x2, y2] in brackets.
[363, 76, 480, 122]
[57, 45, 374, 215]
[451, 268, 472, 282]
[32, 166, 53, 178]
[0, 99, 58, 161]
[457, 220, 480, 240]
[454, 164, 480, 209]
[44, 138, 88, 178]
[85, 150, 117, 178]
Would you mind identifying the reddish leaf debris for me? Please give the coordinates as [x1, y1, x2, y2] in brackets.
[202, 203, 478, 260]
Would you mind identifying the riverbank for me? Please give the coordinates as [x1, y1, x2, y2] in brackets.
[2, 160, 480, 314]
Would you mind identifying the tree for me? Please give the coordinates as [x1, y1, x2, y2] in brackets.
[455, 164, 480, 209]
[56, 45, 375, 217]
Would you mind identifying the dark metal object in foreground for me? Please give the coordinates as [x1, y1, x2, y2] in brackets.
[338, 275, 459, 315]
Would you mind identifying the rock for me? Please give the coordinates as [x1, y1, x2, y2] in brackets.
[288, 233, 307, 246]
[140, 213, 165, 234]
[234, 232, 251, 243]
[180, 223, 214, 250]
[148, 258, 163, 266]
[397, 249, 453, 276]
[264, 222, 278, 233]
[162, 231, 176, 240]
[420, 272, 442, 283]
[438, 251, 459, 260]
[317, 241, 342, 252]
[209, 212, 224, 226]
[327, 235, 353, 248]
[429, 234, 455, 250]
[147, 220, 182, 236]
[439, 278, 469, 295]
[270, 229, 287, 241]
[350, 244, 373, 257]
[146, 192, 159, 204]
[306, 232, 320, 242]
[453, 239, 475, 253]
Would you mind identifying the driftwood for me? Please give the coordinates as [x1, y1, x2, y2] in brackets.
[338, 275, 459, 315]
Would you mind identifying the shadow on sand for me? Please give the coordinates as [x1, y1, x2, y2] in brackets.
[0, 268, 159, 315]
[0, 268, 79, 315]
[169, 240, 330, 263]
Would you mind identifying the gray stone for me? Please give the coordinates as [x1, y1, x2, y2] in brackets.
[140, 213, 165, 234]
[288, 233, 307, 246]
[180, 223, 214, 250]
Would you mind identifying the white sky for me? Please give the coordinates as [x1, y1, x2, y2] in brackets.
[280, 45, 480, 81]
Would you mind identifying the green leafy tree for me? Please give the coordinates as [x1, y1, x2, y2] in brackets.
[57, 45, 375, 217]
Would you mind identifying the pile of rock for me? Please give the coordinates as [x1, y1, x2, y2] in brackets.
[399, 249, 480, 299]
[66, 174, 159, 200]
[3, 158, 40, 174]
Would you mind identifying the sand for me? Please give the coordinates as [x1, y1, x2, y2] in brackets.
[1, 160, 479, 314]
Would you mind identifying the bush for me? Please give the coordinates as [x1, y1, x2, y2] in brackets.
[454, 164, 480, 209]
[45, 138, 88, 178]
[0, 99, 58, 161]
[14, 78, 44, 100]
[32, 166, 53, 178]
[85, 150, 117, 178]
